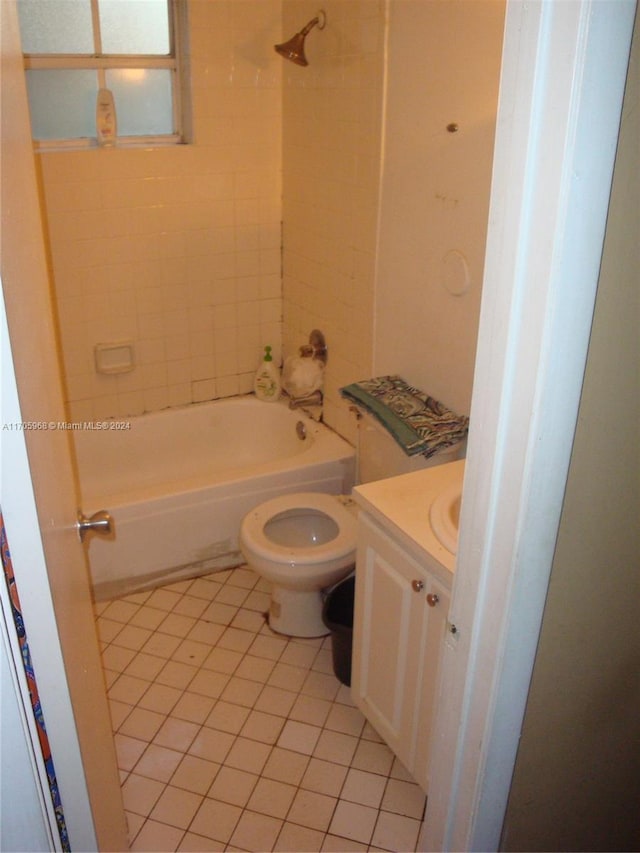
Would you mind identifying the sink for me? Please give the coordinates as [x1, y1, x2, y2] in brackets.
[429, 480, 463, 554]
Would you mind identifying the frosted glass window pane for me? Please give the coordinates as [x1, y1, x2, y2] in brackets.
[25, 70, 97, 139]
[17, 0, 94, 54]
[106, 69, 173, 135]
[99, 0, 170, 54]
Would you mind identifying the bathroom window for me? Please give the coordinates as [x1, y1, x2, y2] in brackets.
[17, 0, 190, 148]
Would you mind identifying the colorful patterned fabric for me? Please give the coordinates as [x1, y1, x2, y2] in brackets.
[1, 512, 70, 851]
[340, 375, 469, 458]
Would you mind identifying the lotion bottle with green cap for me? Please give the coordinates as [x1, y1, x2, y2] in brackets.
[254, 345, 281, 401]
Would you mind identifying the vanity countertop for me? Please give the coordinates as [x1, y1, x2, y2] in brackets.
[352, 459, 464, 576]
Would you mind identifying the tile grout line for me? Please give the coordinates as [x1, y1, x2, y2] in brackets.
[96, 567, 425, 852]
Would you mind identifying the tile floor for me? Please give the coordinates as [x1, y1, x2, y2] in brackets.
[96, 566, 426, 852]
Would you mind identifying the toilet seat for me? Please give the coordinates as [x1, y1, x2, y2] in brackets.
[240, 493, 357, 566]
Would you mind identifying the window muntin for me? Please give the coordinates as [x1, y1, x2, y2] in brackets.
[18, 0, 184, 147]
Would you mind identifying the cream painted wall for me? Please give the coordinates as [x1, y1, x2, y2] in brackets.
[37, 0, 503, 435]
[501, 10, 639, 850]
[375, 0, 504, 416]
[38, 0, 283, 421]
[281, 0, 386, 443]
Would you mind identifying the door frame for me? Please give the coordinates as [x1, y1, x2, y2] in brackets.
[423, 1, 636, 849]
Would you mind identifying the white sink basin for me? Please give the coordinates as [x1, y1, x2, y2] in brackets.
[429, 479, 463, 554]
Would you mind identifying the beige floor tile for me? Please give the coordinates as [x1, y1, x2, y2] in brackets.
[380, 777, 426, 819]
[146, 588, 182, 613]
[170, 754, 220, 795]
[125, 652, 168, 683]
[235, 653, 277, 683]
[113, 624, 153, 652]
[274, 821, 325, 852]
[313, 729, 359, 766]
[177, 831, 225, 851]
[189, 798, 242, 844]
[287, 788, 338, 832]
[154, 717, 200, 753]
[224, 736, 272, 774]
[173, 594, 209, 618]
[208, 765, 259, 807]
[220, 675, 263, 707]
[301, 757, 349, 797]
[289, 693, 332, 727]
[371, 811, 421, 852]
[239, 708, 285, 744]
[324, 703, 366, 737]
[201, 646, 243, 674]
[137, 683, 183, 716]
[114, 732, 147, 772]
[248, 633, 288, 661]
[247, 776, 297, 819]
[171, 690, 216, 724]
[172, 637, 212, 667]
[341, 767, 386, 808]
[135, 744, 184, 783]
[141, 632, 182, 659]
[158, 612, 197, 639]
[229, 809, 283, 852]
[277, 719, 322, 755]
[101, 567, 422, 853]
[130, 605, 167, 631]
[120, 707, 166, 742]
[187, 668, 230, 699]
[329, 800, 378, 844]
[130, 818, 184, 852]
[351, 739, 395, 776]
[253, 685, 298, 718]
[186, 620, 225, 646]
[149, 784, 203, 829]
[187, 577, 224, 601]
[121, 772, 165, 817]
[188, 726, 235, 764]
[205, 699, 250, 734]
[261, 746, 310, 786]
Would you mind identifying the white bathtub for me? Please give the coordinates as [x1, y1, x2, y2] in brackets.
[74, 397, 355, 600]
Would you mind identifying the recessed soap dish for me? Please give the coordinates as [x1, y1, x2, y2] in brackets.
[94, 341, 135, 374]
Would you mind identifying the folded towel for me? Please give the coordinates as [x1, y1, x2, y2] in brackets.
[340, 375, 469, 458]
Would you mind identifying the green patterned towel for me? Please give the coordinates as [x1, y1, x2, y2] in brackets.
[340, 375, 469, 458]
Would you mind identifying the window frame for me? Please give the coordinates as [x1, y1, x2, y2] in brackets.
[21, 0, 189, 150]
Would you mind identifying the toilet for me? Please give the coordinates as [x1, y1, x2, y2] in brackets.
[240, 409, 464, 637]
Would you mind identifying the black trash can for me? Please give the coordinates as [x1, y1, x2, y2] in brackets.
[322, 574, 355, 686]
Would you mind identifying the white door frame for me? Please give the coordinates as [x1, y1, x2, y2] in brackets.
[423, 1, 636, 850]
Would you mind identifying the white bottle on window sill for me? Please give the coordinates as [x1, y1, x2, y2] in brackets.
[96, 88, 117, 147]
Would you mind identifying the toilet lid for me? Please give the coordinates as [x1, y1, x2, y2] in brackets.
[241, 493, 358, 565]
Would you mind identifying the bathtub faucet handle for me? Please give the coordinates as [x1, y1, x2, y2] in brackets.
[77, 508, 114, 543]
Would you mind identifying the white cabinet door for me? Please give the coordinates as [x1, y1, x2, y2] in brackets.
[352, 511, 451, 792]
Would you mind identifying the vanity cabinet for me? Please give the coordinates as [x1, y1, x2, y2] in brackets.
[351, 510, 452, 793]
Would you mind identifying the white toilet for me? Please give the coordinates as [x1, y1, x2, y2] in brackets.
[239, 409, 464, 637]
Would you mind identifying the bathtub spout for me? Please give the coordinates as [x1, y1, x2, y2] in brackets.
[288, 390, 323, 409]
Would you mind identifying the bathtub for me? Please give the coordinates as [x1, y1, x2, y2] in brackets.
[74, 396, 355, 600]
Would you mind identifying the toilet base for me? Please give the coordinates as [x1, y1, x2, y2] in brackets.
[268, 586, 329, 638]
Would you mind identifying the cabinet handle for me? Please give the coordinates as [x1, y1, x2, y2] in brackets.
[426, 593, 439, 607]
[411, 580, 424, 592]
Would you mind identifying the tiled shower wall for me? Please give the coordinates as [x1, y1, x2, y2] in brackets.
[39, 1, 284, 422]
[280, 0, 385, 443]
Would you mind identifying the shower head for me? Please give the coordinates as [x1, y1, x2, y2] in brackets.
[274, 9, 326, 67]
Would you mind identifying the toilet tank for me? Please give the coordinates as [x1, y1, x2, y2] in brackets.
[356, 409, 465, 484]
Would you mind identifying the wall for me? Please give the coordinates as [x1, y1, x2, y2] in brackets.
[280, 0, 386, 443]
[38, 0, 283, 421]
[501, 10, 639, 850]
[374, 0, 504, 416]
[39, 0, 503, 433]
